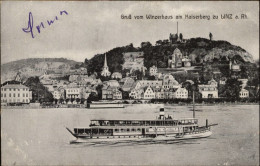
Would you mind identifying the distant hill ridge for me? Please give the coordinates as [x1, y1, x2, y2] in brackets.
[1, 58, 81, 83]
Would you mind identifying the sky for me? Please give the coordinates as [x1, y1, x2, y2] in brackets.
[1, 1, 259, 64]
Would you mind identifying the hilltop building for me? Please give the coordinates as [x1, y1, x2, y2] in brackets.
[122, 52, 146, 74]
[229, 60, 241, 72]
[149, 65, 158, 76]
[101, 54, 111, 77]
[239, 88, 249, 98]
[168, 48, 192, 68]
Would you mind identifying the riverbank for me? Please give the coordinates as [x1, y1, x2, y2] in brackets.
[1, 102, 259, 109]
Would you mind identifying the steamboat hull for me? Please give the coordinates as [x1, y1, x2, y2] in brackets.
[69, 130, 212, 144]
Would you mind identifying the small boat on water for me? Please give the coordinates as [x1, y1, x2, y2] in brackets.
[66, 107, 217, 143]
[87, 101, 124, 109]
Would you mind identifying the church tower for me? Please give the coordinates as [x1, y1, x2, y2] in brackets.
[101, 54, 111, 77]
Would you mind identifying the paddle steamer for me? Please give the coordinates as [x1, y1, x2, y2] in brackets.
[66, 107, 217, 143]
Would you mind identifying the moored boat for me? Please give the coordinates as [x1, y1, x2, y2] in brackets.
[87, 101, 124, 109]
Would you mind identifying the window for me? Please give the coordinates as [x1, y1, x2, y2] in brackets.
[1, 93, 2, 97]
[4, 94, 6, 97]
[23, 93, 25, 97]
[26, 93, 28, 97]
[14, 88, 16, 91]
[13, 93, 15, 97]
[18, 94, 20, 97]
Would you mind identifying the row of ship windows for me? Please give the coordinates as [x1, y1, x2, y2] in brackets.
[114, 128, 179, 132]
[114, 128, 143, 132]
[1, 93, 29, 97]
[1, 88, 28, 91]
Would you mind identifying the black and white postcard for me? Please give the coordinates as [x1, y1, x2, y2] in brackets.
[1, 1, 259, 165]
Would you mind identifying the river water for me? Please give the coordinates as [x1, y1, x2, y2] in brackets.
[1, 104, 259, 165]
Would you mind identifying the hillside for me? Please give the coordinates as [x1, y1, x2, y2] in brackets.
[86, 38, 255, 74]
[1, 58, 80, 83]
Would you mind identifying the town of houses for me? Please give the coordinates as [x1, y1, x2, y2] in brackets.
[1, 47, 252, 105]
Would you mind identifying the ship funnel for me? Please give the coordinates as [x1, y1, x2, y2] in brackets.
[159, 107, 165, 119]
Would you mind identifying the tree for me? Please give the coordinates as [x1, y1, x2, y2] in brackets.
[179, 33, 183, 41]
[87, 92, 99, 102]
[224, 78, 242, 100]
[147, 75, 156, 80]
[141, 42, 152, 48]
[76, 98, 81, 104]
[96, 85, 103, 99]
[155, 40, 162, 46]
[54, 99, 58, 104]
[1, 80, 21, 86]
[84, 58, 89, 65]
[65, 98, 70, 104]
[80, 98, 85, 104]
[209, 32, 213, 41]
[24, 77, 53, 103]
[59, 98, 64, 104]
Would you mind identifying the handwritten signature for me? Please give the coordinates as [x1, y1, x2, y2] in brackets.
[22, 10, 68, 38]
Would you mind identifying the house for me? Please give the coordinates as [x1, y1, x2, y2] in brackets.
[102, 86, 122, 100]
[198, 79, 218, 98]
[112, 88, 122, 99]
[153, 87, 164, 99]
[149, 65, 158, 76]
[230, 60, 241, 71]
[65, 87, 84, 99]
[122, 52, 145, 73]
[104, 80, 120, 88]
[182, 57, 192, 67]
[129, 88, 144, 99]
[163, 74, 181, 89]
[168, 48, 183, 68]
[239, 89, 249, 98]
[219, 77, 227, 85]
[143, 86, 155, 99]
[1, 83, 32, 104]
[174, 88, 188, 99]
[111, 72, 122, 79]
[134, 80, 163, 89]
[53, 87, 66, 100]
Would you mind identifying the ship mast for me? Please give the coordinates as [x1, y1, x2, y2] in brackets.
[192, 85, 196, 118]
[193, 90, 195, 118]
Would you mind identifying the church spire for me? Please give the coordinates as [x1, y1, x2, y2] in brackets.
[104, 54, 108, 67]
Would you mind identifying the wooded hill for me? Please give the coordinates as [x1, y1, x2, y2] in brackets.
[85, 37, 255, 75]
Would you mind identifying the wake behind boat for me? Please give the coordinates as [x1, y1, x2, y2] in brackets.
[66, 107, 217, 143]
